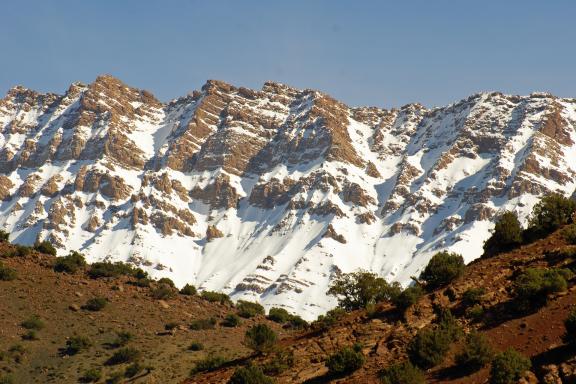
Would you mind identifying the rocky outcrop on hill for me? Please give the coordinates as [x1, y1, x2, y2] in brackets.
[1, 77, 576, 319]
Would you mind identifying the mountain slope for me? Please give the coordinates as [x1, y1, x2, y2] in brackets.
[1, 76, 576, 319]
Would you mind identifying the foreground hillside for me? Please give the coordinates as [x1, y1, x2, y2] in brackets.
[184, 223, 576, 383]
[2, 75, 576, 318]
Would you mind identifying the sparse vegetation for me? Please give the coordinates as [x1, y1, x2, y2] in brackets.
[65, 335, 92, 355]
[188, 342, 204, 351]
[112, 331, 134, 348]
[419, 251, 465, 290]
[513, 267, 572, 310]
[83, 297, 108, 311]
[80, 368, 102, 383]
[261, 350, 294, 376]
[563, 309, 576, 344]
[87, 261, 138, 279]
[325, 345, 365, 376]
[0, 261, 16, 281]
[34, 240, 56, 256]
[313, 307, 346, 330]
[228, 365, 274, 384]
[180, 283, 197, 295]
[106, 347, 141, 365]
[20, 315, 44, 330]
[327, 270, 401, 311]
[244, 324, 277, 354]
[461, 287, 486, 307]
[392, 284, 424, 312]
[190, 317, 217, 330]
[0, 375, 13, 384]
[21, 330, 38, 341]
[190, 354, 228, 374]
[222, 313, 241, 327]
[150, 284, 177, 300]
[237, 300, 265, 318]
[53, 251, 86, 273]
[489, 348, 531, 384]
[201, 290, 232, 305]
[379, 361, 425, 384]
[455, 332, 494, 371]
[483, 211, 523, 257]
[124, 361, 143, 378]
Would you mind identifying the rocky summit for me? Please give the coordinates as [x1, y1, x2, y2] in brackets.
[1, 75, 575, 319]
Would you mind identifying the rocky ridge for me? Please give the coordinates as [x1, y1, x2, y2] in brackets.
[1, 75, 576, 319]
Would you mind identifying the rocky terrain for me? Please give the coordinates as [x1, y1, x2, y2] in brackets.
[1, 75, 576, 319]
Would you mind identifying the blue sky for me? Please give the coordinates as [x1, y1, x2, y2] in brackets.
[1, 1, 575, 108]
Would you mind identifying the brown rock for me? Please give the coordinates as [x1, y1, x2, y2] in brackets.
[206, 225, 224, 241]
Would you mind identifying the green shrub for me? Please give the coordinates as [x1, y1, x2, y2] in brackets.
[562, 224, 576, 245]
[436, 308, 463, 342]
[190, 318, 217, 330]
[461, 287, 486, 307]
[191, 354, 228, 374]
[244, 324, 277, 354]
[83, 297, 108, 311]
[465, 304, 485, 322]
[379, 361, 425, 384]
[65, 335, 92, 355]
[0, 262, 16, 281]
[267, 307, 291, 323]
[124, 362, 143, 378]
[150, 284, 177, 300]
[22, 330, 38, 341]
[313, 308, 346, 330]
[514, 267, 571, 310]
[261, 350, 294, 376]
[0, 230, 9, 243]
[325, 345, 365, 376]
[106, 347, 141, 365]
[87, 261, 137, 279]
[407, 327, 453, 369]
[54, 251, 86, 273]
[112, 331, 134, 348]
[164, 322, 179, 331]
[455, 332, 493, 371]
[489, 348, 531, 384]
[7, 344, 26, 363]
[526, 193, 576, 240]
[6, 245, 31, 258]
[105, 371, 124, 384]
[34, 240, 56, 256]
[21, 315, 44, 330]
[132, 277, 151, 287]
[420, 252, 465, 290]
[287, 315, 308, 330]
[201, 290, 232, 305]
[392, 284, 424, 312]
[483, 211, 523, 257]
[80, 368, 102, 383]
[327, 270, 401, 311]
[237, 300, 265, 318]
[180, 284, 197, 296]
[188, 342, 204, 351]
[157, 277, 175, 287]
[228, 365, 274, 384]
[222, 313, 241, 327]
[563, 309, 576, 344]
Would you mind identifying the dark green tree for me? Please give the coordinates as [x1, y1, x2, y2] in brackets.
[327, 270, 401, 311]
[419, 252, 465, 290]
[483, 211, 523, 257]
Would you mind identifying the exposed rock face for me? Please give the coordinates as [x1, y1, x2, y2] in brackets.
[1, 78, 576, 320]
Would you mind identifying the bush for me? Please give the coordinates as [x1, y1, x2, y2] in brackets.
[237, 300, 265, 318]
[483, 211, 523, 257]
[563, 309, 576, 344]
[65, 335, 92, 355]
[164, 322, 179, 331]
[201, 290, 232, 305]
[420, 252, 465, 290]
[6, 245, 31, 258]
[392, 284, 424, 312]
[222, 313, 241, 327]
[150, 284, 177, 300]
[87, 261, 137, 279]
[407, 327, 453, 369]
[455, 332, 493, 371]
[190, 318, 217, 330]
[287, 315, 308, 330]
[489, 348, 531, 384]
[526, 193, 576, 240]
[21, 315, 44, 330]
[188, 342, 204, 351]
[461, 287, 486, 307]
[132, 278, 151, 287]
[22, 330, 38, 341]
[180, 284, 197, 296]
[267, 308, 291, 323]
[514, 267, 571, 310]
[244, 324, 277, 354]
[105, 371, 123, 384]
[325, 346, 365, 376]
[106, 347, 141, 365]
[436, 308, 463, 342]
[34, 240, 56, 256]
[562, 224, 576, 245]
[54, 251, 86, 273]
[83, 297, 108, 311]
[80, 368, 102, 383]
[327, 270, 401, 311]
[465, 305, 485, 322]
[0, 262, 16, 281]
[228, 365, 274, 384]
[112, 331, 133, 348]
[0, 230, 9, 243]
[191, 354, 228, 374]
[124, 362, 142, 378]
[313, 308, 346, 330]
[379, 361, 425, 384]
[261, 350, 294, 376]
[157, 277, 175, 287]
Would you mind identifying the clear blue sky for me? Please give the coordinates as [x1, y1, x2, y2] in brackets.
[1, 1, 575, 108]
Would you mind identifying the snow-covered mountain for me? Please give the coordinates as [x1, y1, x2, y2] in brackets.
[1, 75, 575, 319]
